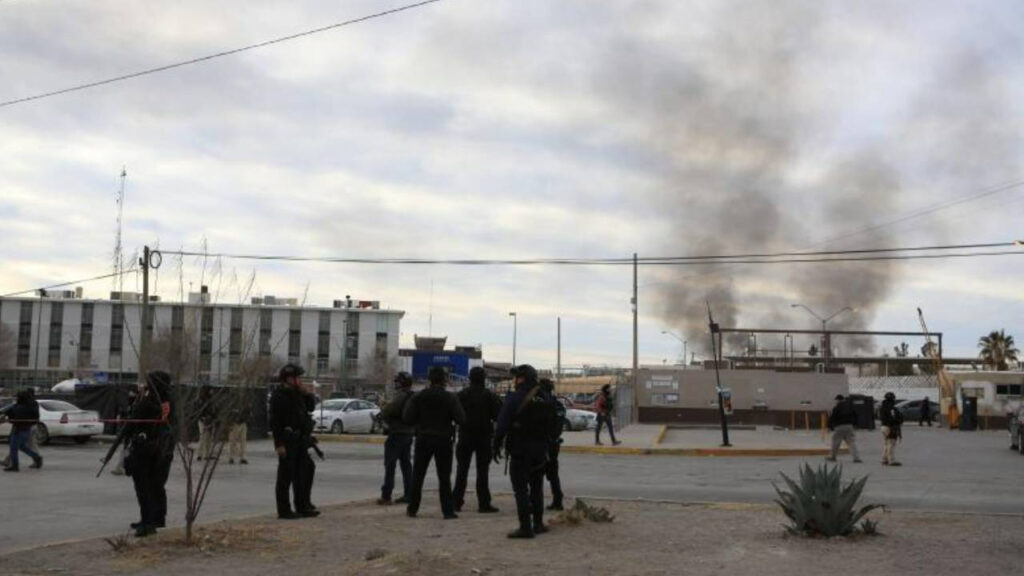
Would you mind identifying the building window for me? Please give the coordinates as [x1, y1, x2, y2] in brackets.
[346, 322, 359, 360]
[316, 311, 330, 374]
[47, 302, 63, 368]
[79, 302, 94, 365]
[17, 301, 32, 367]
[228, 308, 243, 372]
[110, 303, 124, 371]
[200, 307, 214, 371]
[288, 310, 301, 363]
[259, 309, 272, 357]
[996, 384, 1023, 397]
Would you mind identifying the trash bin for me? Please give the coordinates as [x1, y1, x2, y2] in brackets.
[960, 396, 978, 431]
[848, 394, 876, 430]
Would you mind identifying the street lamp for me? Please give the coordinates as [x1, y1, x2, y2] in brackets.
[508, 312, 517, 366]
[661, 330, 687, 367]
[790, 304, 854, 365]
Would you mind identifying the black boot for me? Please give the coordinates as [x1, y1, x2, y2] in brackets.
[507, 527, 535, 539]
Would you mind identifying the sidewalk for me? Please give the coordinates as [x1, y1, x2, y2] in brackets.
[561, 423, 838, 456]
[316, 424, 839, 457]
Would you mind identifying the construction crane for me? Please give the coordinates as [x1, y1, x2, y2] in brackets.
[917, 307, 958, 428]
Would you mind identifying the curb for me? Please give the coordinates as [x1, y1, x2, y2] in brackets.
[311, 432, 838, 457]
[314, 434, 386, 445]
[652, 425, 668, 447]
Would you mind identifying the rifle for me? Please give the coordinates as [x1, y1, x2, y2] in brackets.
[306, 436, 325, 461]
[97, 424, 130, 478]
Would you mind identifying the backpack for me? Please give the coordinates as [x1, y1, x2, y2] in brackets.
[514, 387, 557, 442]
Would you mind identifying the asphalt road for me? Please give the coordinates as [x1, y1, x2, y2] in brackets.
[0, 425, 1020, 554]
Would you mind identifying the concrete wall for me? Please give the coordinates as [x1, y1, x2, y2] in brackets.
[637, 367, 848, 426]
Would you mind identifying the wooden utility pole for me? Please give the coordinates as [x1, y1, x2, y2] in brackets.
[631, 253, 639, 426]
[139, 245, 152, 376]
[556, 316, 562, 384]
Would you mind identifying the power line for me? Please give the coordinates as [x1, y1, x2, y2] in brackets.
[0, 0, 444, 109]
[811, 178, 1024, 247]
[164, 240, 1023, 266]
[0, 268, 137, 298]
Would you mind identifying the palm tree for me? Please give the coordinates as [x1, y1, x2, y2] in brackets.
[978, 330, 1019, 371]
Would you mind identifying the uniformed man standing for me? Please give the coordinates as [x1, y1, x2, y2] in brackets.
[453, 366, 502, 513]
[402, 366, 466, 519]
[270, 364, 320, 519]
[540, 378, 565, 511]
[123, 370, 175, 537]
[493, 364, 557, 539]
[378, 372, 415, 505]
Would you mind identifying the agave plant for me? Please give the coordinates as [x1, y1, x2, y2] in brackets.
[772, 463, 882, 537]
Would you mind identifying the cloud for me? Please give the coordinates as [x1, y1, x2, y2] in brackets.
[1, 0, 1022, 368]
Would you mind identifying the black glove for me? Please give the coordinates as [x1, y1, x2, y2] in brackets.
[492, 441, 502, 464]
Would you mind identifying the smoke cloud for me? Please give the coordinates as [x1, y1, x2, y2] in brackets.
[581, 2, 1020, 355]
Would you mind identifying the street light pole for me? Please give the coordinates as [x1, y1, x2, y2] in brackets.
[508, 312, 517, 366]
[661, 330, 687, 366]
[790, 304, 854, 367]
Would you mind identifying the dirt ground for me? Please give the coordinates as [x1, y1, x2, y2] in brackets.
[2, 495, 1021, 576]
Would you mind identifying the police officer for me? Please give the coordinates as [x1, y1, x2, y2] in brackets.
[124, 370, 175, 537]
[453, 366, 502, 513]
[879, 392, 903, 466]
[270, 364, 320, 519]
[377, 372, 415, 505]
[402, 365, 466, 519]
[540, 378, 565, 511]
[493, 364, 557, 539]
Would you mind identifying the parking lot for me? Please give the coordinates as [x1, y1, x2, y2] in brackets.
[0, 425, 1020, 555]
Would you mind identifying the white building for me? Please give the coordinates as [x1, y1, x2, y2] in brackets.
[0, 289, 404, 388]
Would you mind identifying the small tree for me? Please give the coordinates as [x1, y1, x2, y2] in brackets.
[890, 342, 914, 376]
[978, 330, 1019, 371]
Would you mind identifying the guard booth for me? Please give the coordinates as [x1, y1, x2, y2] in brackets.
[960, 396, 978, 431]
[848, 394, 876, 430]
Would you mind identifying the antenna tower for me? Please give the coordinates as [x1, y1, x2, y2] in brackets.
[113, 167, 127, 292]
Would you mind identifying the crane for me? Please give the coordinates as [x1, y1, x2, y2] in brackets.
[917, 307, 958, 428]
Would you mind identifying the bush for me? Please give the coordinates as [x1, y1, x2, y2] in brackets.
[773, 463, 882, 537]
[561, 498, 615, 525]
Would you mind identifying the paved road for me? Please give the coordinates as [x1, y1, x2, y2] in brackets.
[0, 425, 1020, 554]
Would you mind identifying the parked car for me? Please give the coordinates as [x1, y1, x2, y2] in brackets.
[0, 399, 103, 444]
[895, 399, 941, 423]
[1009, 406, 1024, 455]
[555, 396, 597, 431]
[312, 398, 381, 434]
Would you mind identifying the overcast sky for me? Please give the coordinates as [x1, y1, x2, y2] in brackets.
[1, 0, 1022, 369]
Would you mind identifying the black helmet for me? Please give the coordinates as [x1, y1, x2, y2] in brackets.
[513, 364, 538, 384]
[469, 366, 487, 386]
[146, 370, 172, 399]
[427, 366, 448, 386]
[540, 377, 554, 392]
[884, 392, 896, 401]
[394, 372, 413, 389]
[279, 363, 305, 382]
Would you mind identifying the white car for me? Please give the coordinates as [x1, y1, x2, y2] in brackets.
[0, 399, 103, 445]
[312, 398, 381, 434]
[564, 408, 598, 431]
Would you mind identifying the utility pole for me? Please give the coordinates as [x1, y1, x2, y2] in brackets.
[706, 301, 731, 447]
[556, 316, 561, 384]
[139, 245, 152, 377]
[631, 253, 639, 426]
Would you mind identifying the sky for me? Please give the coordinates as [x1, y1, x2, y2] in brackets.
[1, 0, 1022, 370]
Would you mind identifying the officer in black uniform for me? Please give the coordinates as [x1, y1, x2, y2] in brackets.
[124, 370, 175, 537]
[377, 371, 415, 505]
[402, 365, 466, 519]
[493, 364, 557, 538]
[453, 366, 502, 513]
[540, 378, 565, 511]
[269, 364, 320, 519]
